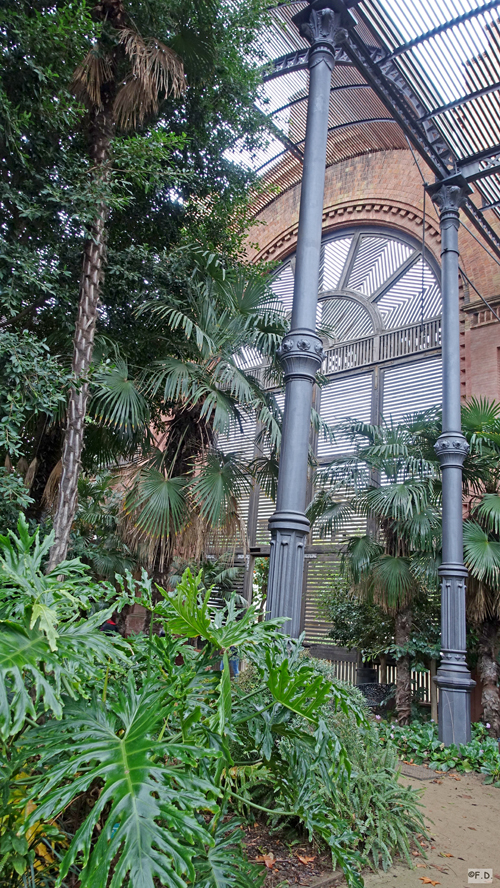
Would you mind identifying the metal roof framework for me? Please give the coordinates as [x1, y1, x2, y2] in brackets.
[248, 0, 500, 256]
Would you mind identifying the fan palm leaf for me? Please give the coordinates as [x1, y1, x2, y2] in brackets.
[124, 470, 188, 540]
[191, 452, 251, 528]
[463, 521, 500, 589]
[361, 480, 430, 523]
[369, 555, 416, 612]
[345, 536, 384, 585]
[475, 493, 500, 535]
[90, 359, 149, 435]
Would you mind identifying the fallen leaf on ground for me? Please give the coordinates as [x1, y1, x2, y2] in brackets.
[431, 865, 449, 873]
[297, 855, 316, 865]
[416, 864, 427, 868]
[256, 854, 275, 869]
[468, 827, 477, 830]
[439, 853, 453, 858]
[419, 879, 440, 886]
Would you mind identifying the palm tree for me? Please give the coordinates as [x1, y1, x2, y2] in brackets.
[47, 0, 185, 571]
[308, 416, 441, 725]
[459, 399, 500, 736]
[120, 247, 287, 579]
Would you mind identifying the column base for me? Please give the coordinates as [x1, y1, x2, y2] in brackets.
[267, 511, 309, 637]
[435, 656, 475, 746]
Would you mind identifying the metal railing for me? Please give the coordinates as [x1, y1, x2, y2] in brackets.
[322, 316, 441, 375]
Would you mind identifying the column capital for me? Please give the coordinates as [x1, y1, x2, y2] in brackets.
[427, 173, 472, 218]
[293, 1, 357, 66]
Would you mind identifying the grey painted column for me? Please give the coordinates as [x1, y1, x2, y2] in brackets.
[267, 1, 355, 635]
[428, 174, 475, 746]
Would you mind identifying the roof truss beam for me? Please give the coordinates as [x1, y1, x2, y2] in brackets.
[339, 30, 500, 258]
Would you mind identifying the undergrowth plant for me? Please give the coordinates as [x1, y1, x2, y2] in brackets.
[0, 519, 426, 887]
[377, 720, 500, 785]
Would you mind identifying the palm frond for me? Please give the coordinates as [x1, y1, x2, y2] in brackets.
[248, 455, 279, 503]
[115, 29, 185, 130]
[474, 493, 500, 535]
[464, 520, 500, 589]
[139, 303, 215, 354]
[71, 46, 114, 107]
[345, 535, 384, 585]
[90, 360, 149, 434]
[124, 469, 188, 539]
[190, 452, 251, 527]
[369, 554, 416, 612]
[306, 491, 354, 537]
[361, 481, 430, 523]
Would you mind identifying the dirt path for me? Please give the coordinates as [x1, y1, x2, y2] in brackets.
[347, 766, 500, 888]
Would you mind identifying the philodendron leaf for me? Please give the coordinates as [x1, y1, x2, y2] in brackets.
[27, 679, 218, 888]
[0, 609, 127, 738]
[159, 568, 283, 651]
[264, 652, 331, 724]
[193, 818, 265, 888]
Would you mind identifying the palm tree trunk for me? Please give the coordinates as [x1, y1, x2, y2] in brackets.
[477, 618, 500, 737]
[47, 104, 113, 571]
[395, 606, 412, 725]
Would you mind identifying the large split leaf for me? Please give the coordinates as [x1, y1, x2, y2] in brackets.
[159, 568, 282, 651]
[193, 818, 265, 888]
[28, 680, 217, 888]
[0, 609, 126, 738]
[264, 652, 331, 724]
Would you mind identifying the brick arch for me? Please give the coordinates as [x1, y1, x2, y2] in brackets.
[247, 149, 442, 267]
[253, 198, 442, 269]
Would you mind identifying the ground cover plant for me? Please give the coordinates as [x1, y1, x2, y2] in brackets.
[376, 720, 500, 785]
[0, 519, 426, 887]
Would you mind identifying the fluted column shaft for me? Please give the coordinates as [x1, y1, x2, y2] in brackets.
[267, 3, 354, 635]
[428, 174, 475, 746]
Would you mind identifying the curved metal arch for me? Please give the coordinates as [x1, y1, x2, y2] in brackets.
[317, 287, 384, 334]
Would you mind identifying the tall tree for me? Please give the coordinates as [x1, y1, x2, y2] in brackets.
[47, 0, 185, 569]
[0, 0, 270, 551]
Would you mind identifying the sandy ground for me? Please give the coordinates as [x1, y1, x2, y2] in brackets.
[349, 767, 500, 888]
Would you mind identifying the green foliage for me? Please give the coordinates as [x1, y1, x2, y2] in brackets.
[377, 720, 500, 784]
[0, 470, 33, 534]
[28, 680, 215, 888]
[0, 331, 69, 459]
[0, 523, 429, 888]
[319, 574, 393, 660]
[0, 515, 129, 737]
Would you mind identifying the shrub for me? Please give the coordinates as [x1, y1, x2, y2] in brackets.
[0, 524, 427, 887]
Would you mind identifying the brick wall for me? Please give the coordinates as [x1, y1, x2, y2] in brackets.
[247, 148, 500, 403]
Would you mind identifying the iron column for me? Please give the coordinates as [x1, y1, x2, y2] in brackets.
[428, 174, 475, 746]
[267, 1, 356, 635]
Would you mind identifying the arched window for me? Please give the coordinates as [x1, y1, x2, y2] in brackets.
[270, 227, 442, 431]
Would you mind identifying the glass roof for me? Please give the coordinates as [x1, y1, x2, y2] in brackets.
[240, 1, 500, 254]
